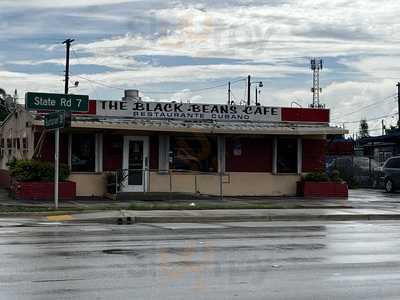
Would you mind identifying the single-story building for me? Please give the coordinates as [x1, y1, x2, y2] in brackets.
[0, 90, 346, 197]
[358, 130, 400, 165]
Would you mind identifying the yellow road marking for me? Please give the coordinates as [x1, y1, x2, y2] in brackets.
[47, 215, 74, 222]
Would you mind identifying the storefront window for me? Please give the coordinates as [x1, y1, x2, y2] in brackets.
[277, 138, 298, 173]
[170, 135, 218, 172]
[72, 134, 95, 172]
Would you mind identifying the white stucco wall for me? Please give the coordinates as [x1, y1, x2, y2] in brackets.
[0, 108, 35, 169]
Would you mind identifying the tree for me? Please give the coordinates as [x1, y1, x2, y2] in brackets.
[359, 119, 369, 138]
[0, 88, 16, 121]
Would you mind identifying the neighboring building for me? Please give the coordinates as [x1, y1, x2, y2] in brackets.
[0, 90, 346, 197]
[327, 137, 354, 156]
[358, 130, 400, 165]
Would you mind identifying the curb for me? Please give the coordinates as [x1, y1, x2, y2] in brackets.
[134, 214, 400, 223]
[67, 214, 400, 224]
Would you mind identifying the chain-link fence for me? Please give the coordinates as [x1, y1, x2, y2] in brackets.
[326, 155, 384, 188]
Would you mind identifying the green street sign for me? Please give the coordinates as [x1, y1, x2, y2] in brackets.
[44, 111, 71, 130]
[25, 92, 89, 112]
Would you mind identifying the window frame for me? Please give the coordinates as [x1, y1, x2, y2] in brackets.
[169, 135, 219, 173]
[274, 137, 301, 175]
[71, 133, 96, 173]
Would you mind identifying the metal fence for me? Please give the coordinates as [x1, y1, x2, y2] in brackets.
[107, 168, 231, 199]
[326, 155, 383, 188]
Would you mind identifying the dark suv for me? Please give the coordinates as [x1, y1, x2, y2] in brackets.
[383, 156, 400, 192]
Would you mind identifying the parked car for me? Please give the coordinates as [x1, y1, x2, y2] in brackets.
[327, 156, 383, 188]
[382, 156, 400, 192]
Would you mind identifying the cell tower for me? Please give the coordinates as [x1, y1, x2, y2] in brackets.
[310, 58, 324, 108]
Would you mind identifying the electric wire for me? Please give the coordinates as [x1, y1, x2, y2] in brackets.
[331, 94, 397, 121]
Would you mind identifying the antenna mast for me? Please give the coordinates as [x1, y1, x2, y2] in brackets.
[310, 58, 324, 108]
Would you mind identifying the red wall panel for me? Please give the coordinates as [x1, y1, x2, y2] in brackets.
[103, 134, 123, 171]
[302, 139, 326, 172]
[36, 132, 68, 164]
[149, 135, 159, 170]
[226, 137, 272, 172]
[282, 107, 330, 123]
[327, 140, 354, 155]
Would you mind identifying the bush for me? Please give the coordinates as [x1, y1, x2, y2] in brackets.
[303, 172, 329, 182]
[329, 169, 342, 182]
[9, 160, 70, 182]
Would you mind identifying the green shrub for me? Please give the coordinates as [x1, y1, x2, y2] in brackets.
[303, 172, 329, 182]
[9, 160, 70, 182]
[329, 169, 342, 182]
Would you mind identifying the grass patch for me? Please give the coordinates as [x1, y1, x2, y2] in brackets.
[0, 205, 123, 213]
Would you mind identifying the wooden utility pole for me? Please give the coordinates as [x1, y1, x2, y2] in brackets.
[53, 38, 74, 210]
[228, 82, 231, 105]
[63, 39, 74, 94]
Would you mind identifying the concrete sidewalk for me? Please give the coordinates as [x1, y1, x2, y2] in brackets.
[42, 207, 400, 224]
[1, 188, 400, 224]
[2, 189, 400, 210]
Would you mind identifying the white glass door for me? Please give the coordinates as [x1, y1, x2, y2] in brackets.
[122, 136, 149, 192]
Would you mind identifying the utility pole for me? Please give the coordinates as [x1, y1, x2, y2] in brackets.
[247, 75, 251, 106]
[397, 82, 400, 128]
[63, 39, 74, 94]
[228, 82, 231, 105]
[255, 87, 258, 105]
[53, 38, 74, 210]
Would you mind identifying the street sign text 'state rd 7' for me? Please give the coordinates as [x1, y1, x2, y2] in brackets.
[25, 92, 89, 112]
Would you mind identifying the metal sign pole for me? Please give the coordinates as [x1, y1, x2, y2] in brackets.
[54, 127, 60, 210]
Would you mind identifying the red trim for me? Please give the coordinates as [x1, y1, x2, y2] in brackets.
[226, 137, 273, 172]
[282, 107, 330, 123]
[74, 100, 97, 115]
[103, 134, 123, 171]
[297, 181, 348, 198]
[302, 139, 326, 172]
[36, 100, 97, 115]
[12, 180, 76, 200]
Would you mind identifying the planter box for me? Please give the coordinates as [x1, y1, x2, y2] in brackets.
[11, 180, 76, 200]
[297, 181, 348, 198]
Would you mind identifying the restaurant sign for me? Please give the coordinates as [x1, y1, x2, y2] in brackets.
[96, 101, 282, 122]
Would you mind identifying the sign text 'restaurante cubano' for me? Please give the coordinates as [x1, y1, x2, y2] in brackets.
[96, 101, 282, 122]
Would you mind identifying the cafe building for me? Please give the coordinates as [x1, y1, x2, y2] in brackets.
[0, 90, 346, 197]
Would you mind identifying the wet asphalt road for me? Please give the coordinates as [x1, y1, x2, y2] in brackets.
[1, 220, 400, 299]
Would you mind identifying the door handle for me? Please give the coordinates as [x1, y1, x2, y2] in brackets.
[145, 157, 149, 168]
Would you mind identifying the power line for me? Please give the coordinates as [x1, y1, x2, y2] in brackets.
[141, 82, 228, 94]
[71, 71, 247, 95]
[331, 94, 397, 121]
[341, 112, 397, 124]
[74, 74, 125, 91]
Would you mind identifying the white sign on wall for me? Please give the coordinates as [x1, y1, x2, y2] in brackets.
[96, 101, 282, 122]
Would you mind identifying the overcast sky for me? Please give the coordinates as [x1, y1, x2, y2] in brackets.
[1, 0, 400, 135]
